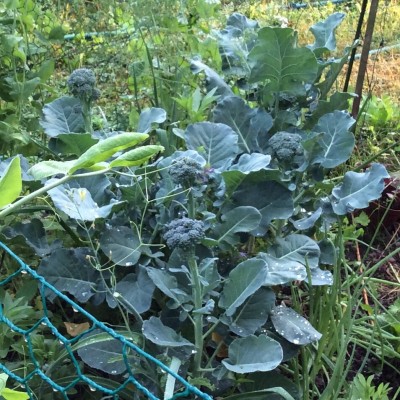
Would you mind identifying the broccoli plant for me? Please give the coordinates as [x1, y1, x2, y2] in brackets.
[267, 131, 304, 169]
[163, 217, 206, 250]
[0, 11, 393, 400]
[67, 68, 100, 134]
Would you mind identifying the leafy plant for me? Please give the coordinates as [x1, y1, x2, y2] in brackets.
[0, 9, 395, 400]
[346, 374, 392, 400]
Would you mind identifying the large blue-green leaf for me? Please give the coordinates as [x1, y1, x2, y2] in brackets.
[221, 288, 275, 336]
[38, 248, 102, 303]
[241, 371, 300, 400]
[100, 226, 148, 266]
[68, 175, 113, 206]
[233, 179, 294, 233]
[2, 218, 61, 257]
[216, 13, 258, 76]
[147, 267, 191, 305]
[219, 259, 268, 317]
[185, 122, 238, 169]
[213, 206, 262, 248]
[248, 27, 318, 96]
[142, 317, 194, 347]
[222, 335, 283, 373]
[268, 234, 321, 270]
[137, 107, 167, 134]
[48, 133, 97, 156]
[291, 208, 323, 231]
[255, 252, 307, 286]
[48, 182, 121, 221]
[309, 268, 333, 286]
[316, 44, 355, 99]
[331, 163, 389, 215]
[308, 13, 345, 56]
[77, 330, 127, 375]
[226, 12, 258, 32]
[213, 96, 272, 153]
[304, 92, 355, 129]
[271, 305, 322, 345]
[112, 266, 155, 314]
[318, 239, 336, 265]
[311, 111, 355, 168]
[230, 153, 272, 173]
[190, 59, 234, 99]
[221, 168, 280, 199]
[40, 96, 85, 137]
[198, 258, 221, 296]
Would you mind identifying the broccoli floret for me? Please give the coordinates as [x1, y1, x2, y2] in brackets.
[67, 68, 100, 102]
[268, 132, 303, 164]
[163, 217, 205, 250]
[169, 157, 204, 188]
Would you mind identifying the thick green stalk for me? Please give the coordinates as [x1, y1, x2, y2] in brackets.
[188, 251, 204, 377]
[82, 100, 93, 134]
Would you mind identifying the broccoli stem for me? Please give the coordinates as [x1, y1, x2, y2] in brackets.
[82, 99, 93, 134]
[187, 250, 204, 377]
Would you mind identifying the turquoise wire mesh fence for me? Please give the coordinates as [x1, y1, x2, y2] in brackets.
[0, 241, 213, 400]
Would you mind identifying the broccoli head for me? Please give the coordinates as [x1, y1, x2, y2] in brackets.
[163, 217, 205, 250]
[169, 157, 204, 188]
[268, 132, 303, 164]
[67, 68, 100, 102]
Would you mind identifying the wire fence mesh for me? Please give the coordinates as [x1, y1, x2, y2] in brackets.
[0, 241, 213, 400]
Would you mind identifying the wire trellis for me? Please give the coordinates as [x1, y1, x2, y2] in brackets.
[0, 241, 213, 400]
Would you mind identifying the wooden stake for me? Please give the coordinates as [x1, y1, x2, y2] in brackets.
[351, 0, 380, 119]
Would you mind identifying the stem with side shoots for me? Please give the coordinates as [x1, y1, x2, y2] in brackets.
[187, 248, 204, 377]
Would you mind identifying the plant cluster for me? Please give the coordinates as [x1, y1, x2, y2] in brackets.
[0, 5, 399, 400]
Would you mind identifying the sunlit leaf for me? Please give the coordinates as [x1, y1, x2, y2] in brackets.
[0, 156, 22, 208]
[70, 132, 148, 173]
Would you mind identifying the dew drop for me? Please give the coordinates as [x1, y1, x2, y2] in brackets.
[191, 349, 197, 354]
[89, 386, 96, 392]
[21, 270, 28, 275]
[293, 339, 300, 345]
[53, 388, 58, 392]
[111, 370, 118, 375]
[72, 307, 79, 313]
[125, 262, 133, 267]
